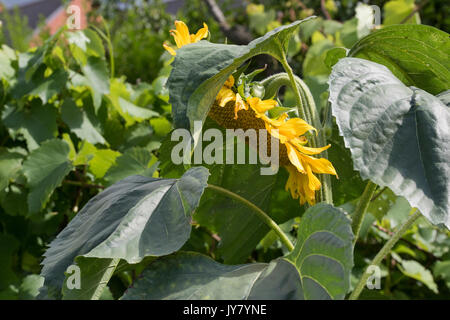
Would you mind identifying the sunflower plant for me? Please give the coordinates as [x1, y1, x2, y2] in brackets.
[29, 17, 450, 301]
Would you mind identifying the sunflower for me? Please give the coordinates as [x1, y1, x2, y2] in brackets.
[211, 76, 337, 206]
[165, 21, 337, 206]
[163, 20, 209, 56]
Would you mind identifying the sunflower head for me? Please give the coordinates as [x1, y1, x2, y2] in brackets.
[208, 69, 338, 206]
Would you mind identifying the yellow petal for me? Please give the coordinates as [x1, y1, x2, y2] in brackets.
[285, 143, 306, 173]
[174, 20, 191, 46]
[216, 87, 235, 107]
[278, 118, 317, 140]
[191, 23, 209, 43]
[302, 155, 338, 176]
[306, 164, 321, 191]
[233, 93, 247, 119]
[170, 30, 184, 48]
[163, 43, 177, 56]
[247, 97, 277, 114]
[224, 75, 235, 88]
[266, 113, 289, 127]
[292, 136, 308, 145]
[284, 165, 315, 205]
[292, 142, 331, 155]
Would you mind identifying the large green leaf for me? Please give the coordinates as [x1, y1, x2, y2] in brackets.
[107, 78, 158, 126]
[66, 29, 105, 65]
[328, 121, 365, 206]
[328, 58, 450, 228]
[27, 69, 68, 104]
[168, 17, 315, 131]
[122, 203, 354, 300]
[61, 99, 106, 145]
[61, 257, 119, 300]
[0, 45, 16, 81]
[349, 24, 450, 95]
[23, 139, 73, 214]
[104, 147, 158, 185]
[2, 102, 58, 151]
[0, 149, 24, 191]
[81, 56, 110, 108]
[39, 167, 209, 298]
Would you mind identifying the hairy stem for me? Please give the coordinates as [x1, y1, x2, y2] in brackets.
[349, 209, 421, 300]
[278, 54, 308, 122]
[207, 184, 294, 251]
[351, 181, 378, 243]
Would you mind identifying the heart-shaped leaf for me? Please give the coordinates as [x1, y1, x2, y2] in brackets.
[122, 203, 353, 300]
[168, 17, 315, 131]
[23, 139, 73, 214]
[39, 167, 209, 298]
[329, 57, 450, 228]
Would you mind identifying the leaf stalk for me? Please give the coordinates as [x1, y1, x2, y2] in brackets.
[349, 208, 421, 300]
[207, 184, 294, 251]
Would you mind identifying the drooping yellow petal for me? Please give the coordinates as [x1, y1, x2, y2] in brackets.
[292, 136, 308, 145]
[233, 93, 248, 119]
[216, 87, 236, 107]
[163, 43, 177, 56]
[190, 23, 209, 43]
[306, 164, 321, 191]
[285, 165, 301, 200]
[247, 97, 277, 114]
[291, 142, 331, 155]
[265, 113, 289, 127]
[285, 143, 306, 174]
[303, 174, 317, 205]
[302, 154, 338, 176]
[284, 164, 316, 205]
[224, 75, 235, 88]
[277, 118, 317, 140]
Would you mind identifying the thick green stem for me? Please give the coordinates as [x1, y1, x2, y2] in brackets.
[207, 184, 294, 251]
[278, 57, 308, 122]
[351, 181, 378, 244]
[349, 209, 421, 300]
